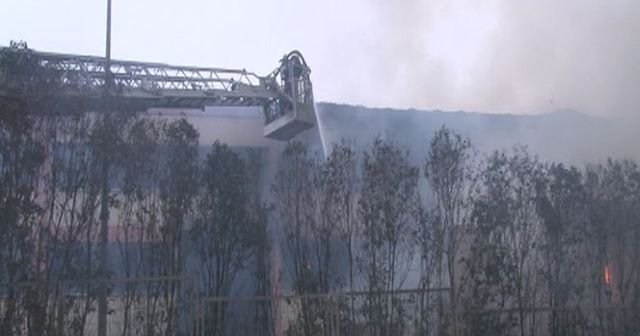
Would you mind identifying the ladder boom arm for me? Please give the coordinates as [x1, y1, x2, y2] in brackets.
[0, 43, 315, 140]
[1, 46, 276, 106]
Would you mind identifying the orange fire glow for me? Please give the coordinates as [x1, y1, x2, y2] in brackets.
[604, 264, 613, 286]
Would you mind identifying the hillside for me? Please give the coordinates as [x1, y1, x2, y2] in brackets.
[316, 102, 639, 163]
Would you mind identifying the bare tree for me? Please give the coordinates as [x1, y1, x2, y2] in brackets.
[311, 141, 359, 295]
[116, 118, 165, 335]
[358, 137, 420, 336]
[0, 42, 95, 335]
[536, 163, 586, 336]
[245, 148, 274, 336]
[583, 160, 640, 334]
[323, 141, 359, 334]
[0, 94, 46, 335]
[191, 141, 256, 335]
[464, 148, 544, 336]
[303, 141, 359, 336]
[156, 118, 199, 336]
[272, 142, 317, 293]
[424, 126, 475, 336]
[271, 141, 320, 336]
[42, 115, 104, 335]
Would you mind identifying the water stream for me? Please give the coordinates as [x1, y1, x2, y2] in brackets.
[314, 103, 329, 157]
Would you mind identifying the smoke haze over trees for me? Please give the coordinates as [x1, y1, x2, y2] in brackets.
[316, 102, 640, 164]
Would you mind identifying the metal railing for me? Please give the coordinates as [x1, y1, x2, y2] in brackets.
[2, 279, 638, 336]
[1, 276, 197, 336]
[195, 288, 451, 336]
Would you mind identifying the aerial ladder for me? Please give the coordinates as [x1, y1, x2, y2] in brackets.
[0, 44, 315, 140]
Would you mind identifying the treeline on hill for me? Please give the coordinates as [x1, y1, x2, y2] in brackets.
[2, 44, 640, 336]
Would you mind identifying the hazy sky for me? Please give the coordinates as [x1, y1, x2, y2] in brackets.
[1, 0, 639, 117]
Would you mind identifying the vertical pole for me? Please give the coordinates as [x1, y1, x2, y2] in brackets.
[106, 0, 112, 67]
[97, 162, 109, 336]
[97, 1, 112, 336]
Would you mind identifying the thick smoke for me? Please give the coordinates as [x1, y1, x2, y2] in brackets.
[367, 0, 640, 119]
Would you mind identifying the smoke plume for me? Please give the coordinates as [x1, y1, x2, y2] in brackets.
[366, 0, 640, 119]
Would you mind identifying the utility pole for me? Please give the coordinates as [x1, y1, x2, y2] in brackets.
[106, 0, 112, 68]
[97, 1, 112, 335]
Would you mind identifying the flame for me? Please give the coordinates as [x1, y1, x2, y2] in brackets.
[604, 264, 613, 286]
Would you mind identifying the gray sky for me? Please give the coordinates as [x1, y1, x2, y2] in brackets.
[2, 0, 639, 117]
